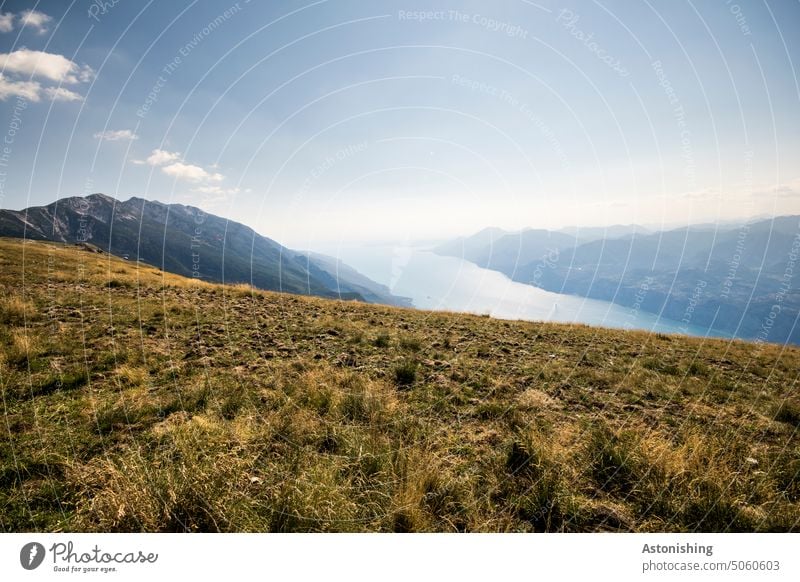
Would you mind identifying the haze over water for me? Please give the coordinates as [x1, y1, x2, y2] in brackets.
[316, 244, 731, 340]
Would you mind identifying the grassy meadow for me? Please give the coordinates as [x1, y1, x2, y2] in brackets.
[0, 238, 798, 532]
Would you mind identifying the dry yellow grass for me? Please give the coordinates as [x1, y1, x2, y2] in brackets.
[0, 296, 36, 325]
[113, 364, 150, 388]
[0, 238, 798, 532]
[7, 328, 41, 368]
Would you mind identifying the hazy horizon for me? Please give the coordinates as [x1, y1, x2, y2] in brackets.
[5, 190, 797, 251]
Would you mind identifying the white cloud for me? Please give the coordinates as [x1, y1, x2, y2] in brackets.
[134, 148, 227, 186]
[0, 73, 83, 103]
[0, 73, 42, 101]
[0, 74, 87, 103]
[192, 185, 240, 195]
[143, 149, 181, 166]
[19, 9, 52, 35]
[771, 179, 800, 199]
[0, 49, 94, 84]
[0, 13, 14, 33]
[44, 86, 83, 102]
[743, 179, 800, 200]
[94, 129, 138, 141]
[0, 48, 91, 103]
[0, 10, 53, 34]
[162, 162, 224, 183]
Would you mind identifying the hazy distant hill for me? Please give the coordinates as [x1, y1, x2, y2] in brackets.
[557, 224, 651, 242]
[437, 217, 800, 344]
[433, 227, 513, 261]
[0, 194, 407, 306]
[435, 227, 576, 276]
[300, 251, 411, 307]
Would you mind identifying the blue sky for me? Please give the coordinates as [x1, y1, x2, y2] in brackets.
[0, 0, 798, 246]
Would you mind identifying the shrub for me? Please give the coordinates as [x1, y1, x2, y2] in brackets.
[399, 335, 422, 352]
[420, 473, 470, 530]
[687, 361, 708, 376]
[394, 361, 417, 387]
[338, 375, 393, 425]
[94, 384, 210, 434]
[114, 365, 149, 388]
[503, 433, 565, 531]
[35, 369, 89, 397]
[775, 400, 800, 427]
[679, 479, 753, 532]
[643, 358, 679, 376]
[219, 391, 246, 420]
[588, 423, 645, 494]
[475, 400, 509, 420]
[105, 279, 131, 289]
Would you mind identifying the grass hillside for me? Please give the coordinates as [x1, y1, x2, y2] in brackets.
[1, 237, 798, 532]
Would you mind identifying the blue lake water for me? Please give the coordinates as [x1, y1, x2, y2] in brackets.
[314, 244, 731, 340]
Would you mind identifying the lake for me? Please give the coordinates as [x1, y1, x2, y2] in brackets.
[313, 243, 731, 340]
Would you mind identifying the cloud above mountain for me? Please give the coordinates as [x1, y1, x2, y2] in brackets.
[0, 49, 94, 84]
[142, 149, 181, 166]
[19, 10, 53, 35]
[0, 46, 93, 102]
[0, 10, 92, 103]
[760, 179, 800, 199]
[94, 129, 139, 142]
[0, 72, 86, 102]
[134, 148, 225, 185]
[0, 13, 14, 33]
[44, 86, 84, 102]
[0, 74, 40, 101]
[161, 161, 223, 183]
[193, 185, 240, 195]
[0, 9, 52, 35]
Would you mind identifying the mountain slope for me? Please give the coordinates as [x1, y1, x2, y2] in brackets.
[1, 238, 798, 532]
[0, 194, 407, 306]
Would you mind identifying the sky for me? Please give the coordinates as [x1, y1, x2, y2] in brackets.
[0, 0, 798, 248]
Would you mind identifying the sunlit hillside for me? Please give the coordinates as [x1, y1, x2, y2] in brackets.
[1, 238, 798, 532]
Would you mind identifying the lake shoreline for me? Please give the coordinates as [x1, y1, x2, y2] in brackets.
[310, 244, 733, 342]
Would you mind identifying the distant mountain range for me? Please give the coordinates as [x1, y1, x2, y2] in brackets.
[436, 217, 800, 344]
[0, 194, 410, 307]
[556, 224, 652, 242]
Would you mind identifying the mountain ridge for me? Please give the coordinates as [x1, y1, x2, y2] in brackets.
[0, 194, 410, 307]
